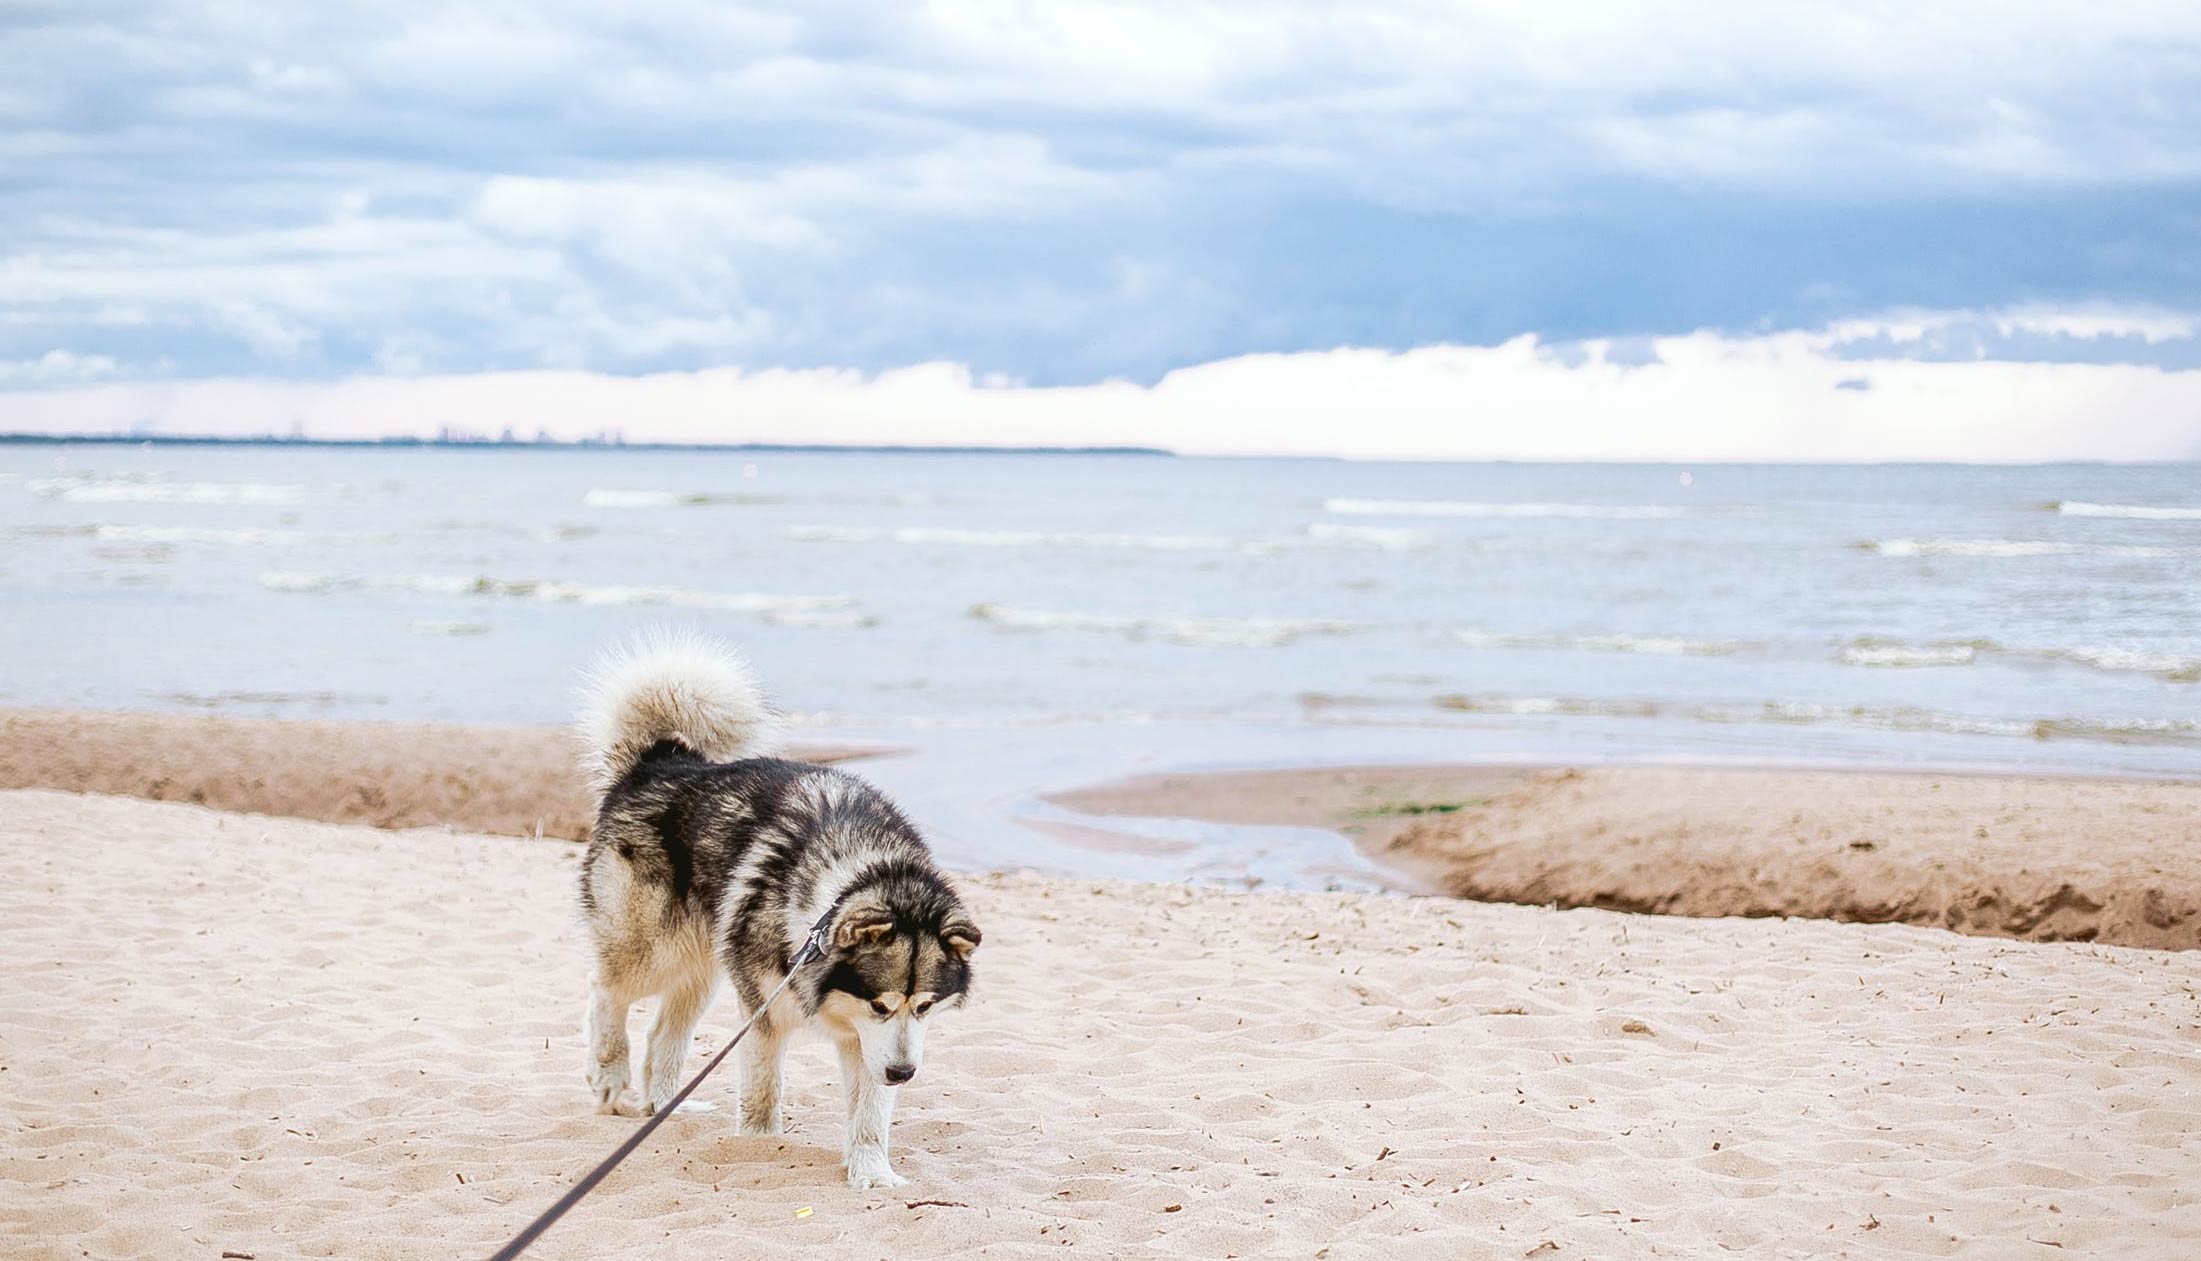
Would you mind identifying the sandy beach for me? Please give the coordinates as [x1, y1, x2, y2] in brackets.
[3, 712, 2199, 1258]
[1053, 764, 2201, 951]
[5, 788, 2198, 1259]
[0, 709, 878, 841]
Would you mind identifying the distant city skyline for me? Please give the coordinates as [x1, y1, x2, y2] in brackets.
[4, 3, 2200, 459]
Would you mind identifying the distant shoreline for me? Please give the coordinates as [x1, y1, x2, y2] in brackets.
[0, 432, 1177, 457]
[5, 432, 2194, 465]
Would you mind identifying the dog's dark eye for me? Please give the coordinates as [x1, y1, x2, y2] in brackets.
[869, 998, 892, 1017]
[912, 998, 935, 1018]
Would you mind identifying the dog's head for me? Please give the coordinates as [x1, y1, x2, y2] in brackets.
[816, 876, 981, 1087]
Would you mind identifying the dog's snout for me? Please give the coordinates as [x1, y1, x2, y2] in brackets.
[883, 1063, 916, 1085]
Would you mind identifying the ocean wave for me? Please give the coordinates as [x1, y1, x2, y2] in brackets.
[1430, 692, 2199, 747]
[258, 571, 341, 593]
[904, 526, 1231, 551]
[163, 689, 383, 710]
[1325, 498, 1692, 519]
[1838, 642, 1978, 668]
[1431, 694, 1665, 718]
[410, 620, 490, 637]
[2039, 646, 2201, 684]
[765, 608, 882, 630]
[787, 524, 1236, 552]
[2053, 500, 2201, 521]
[3, 522, 376, 547]
[1302, 523, 1436, 550]
[970, 602, 1362, 648]
[94, 525, 303, 546]
[786, 525, 880, 543]
[29, 477, 308, 505]
[1730, 701, 2041, 740]
[260, 570, 858, 623]
[789, 521, 1438, 554]
[1828, 636, 2195, 682]
[1863, 538, 2192, 559]
[584, 489, 775, 508]
[1454, 629, 1749, 657]
[932, 527, 1218, 551]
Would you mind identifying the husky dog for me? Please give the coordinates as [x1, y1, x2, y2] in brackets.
[575, 632, 980, 1189]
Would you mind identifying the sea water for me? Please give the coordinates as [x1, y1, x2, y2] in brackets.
[3, 442, 2195, 880]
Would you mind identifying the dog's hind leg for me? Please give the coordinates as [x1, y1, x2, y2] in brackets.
[640, 974, 716, 1116]
[736, 1012, 789, 1136]
[835, 1034, 907, 1189]
[584, 971, 642, 1116]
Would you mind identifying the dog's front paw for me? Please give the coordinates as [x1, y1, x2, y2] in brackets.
[840, 1161, 911, 1188]
[845, 1153, 906, 1188]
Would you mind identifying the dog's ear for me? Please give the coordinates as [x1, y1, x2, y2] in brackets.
[941, 919, 981, 959]
[833, 905, 896, 950]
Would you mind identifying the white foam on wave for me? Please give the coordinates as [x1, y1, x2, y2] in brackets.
[584, 488, 769, 508]
[29, 477, 308, 505]
[1830, 635, 2198, 681]
[791, 521, 1441, 554]
[970, 602, 1362, 648]
[410, 620, 490, 637]
[1302, 523, 1436, 550]
[2045, 646, 2201, 684]
[1839, 643, 1977, 668]
[786, 525, 881, 543]
[93, 525, 303, 546]
[787, 524, 1236, 552]
[766, 608, 881, 630]
[904, 526, 1233, 551]
[1433, 694, 1664, 718]
[259, 571, 338, 593]
[1325, 498, 1690, 520]
[1749, 702, 2040, 740]
[1431, 692, 2197, 746]
[2054, 500, 2201, 521]
[1865, 538, 2190, 559]
[1454, 629, 1748, 657]
[260, 570, 860, 624]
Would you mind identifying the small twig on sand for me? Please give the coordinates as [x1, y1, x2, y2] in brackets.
[906, 1199, 970, 1209]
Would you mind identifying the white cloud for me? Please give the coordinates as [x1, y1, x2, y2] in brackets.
[5, 3, 2201, 380]
[0, 349, 123, 385]
[7, 315, 2198, 461]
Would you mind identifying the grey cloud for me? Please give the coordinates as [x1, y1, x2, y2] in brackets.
[4, 2, 2201, 385]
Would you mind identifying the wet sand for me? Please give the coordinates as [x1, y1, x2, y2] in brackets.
[1050, 763, 2201, 949]
[0, 708, 881, 840]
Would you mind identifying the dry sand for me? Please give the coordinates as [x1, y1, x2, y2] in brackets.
[4, 790, 2198, 1259]
[0, 709, 878, 841]
[1051, 765, 2201, 951]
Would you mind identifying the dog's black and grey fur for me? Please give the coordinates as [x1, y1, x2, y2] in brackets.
[576, 632, 979, 1189]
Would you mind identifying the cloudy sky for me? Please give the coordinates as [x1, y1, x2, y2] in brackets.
[5, 2, 2201, 458]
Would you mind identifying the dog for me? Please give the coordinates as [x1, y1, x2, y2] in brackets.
[575, 631, 980, 1188]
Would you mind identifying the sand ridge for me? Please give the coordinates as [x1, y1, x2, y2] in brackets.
[3, 790, 2197, 1258]
[1050, 764, 2201, 950]
[0, 708, 880, 841]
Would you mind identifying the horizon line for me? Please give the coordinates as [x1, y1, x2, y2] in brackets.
[3, 432, 2195, 467]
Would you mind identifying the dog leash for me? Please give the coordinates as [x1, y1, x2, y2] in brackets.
[484, 913, 834, 1261]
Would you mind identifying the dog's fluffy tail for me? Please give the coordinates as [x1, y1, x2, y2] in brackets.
[578, 629, 780, 791]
